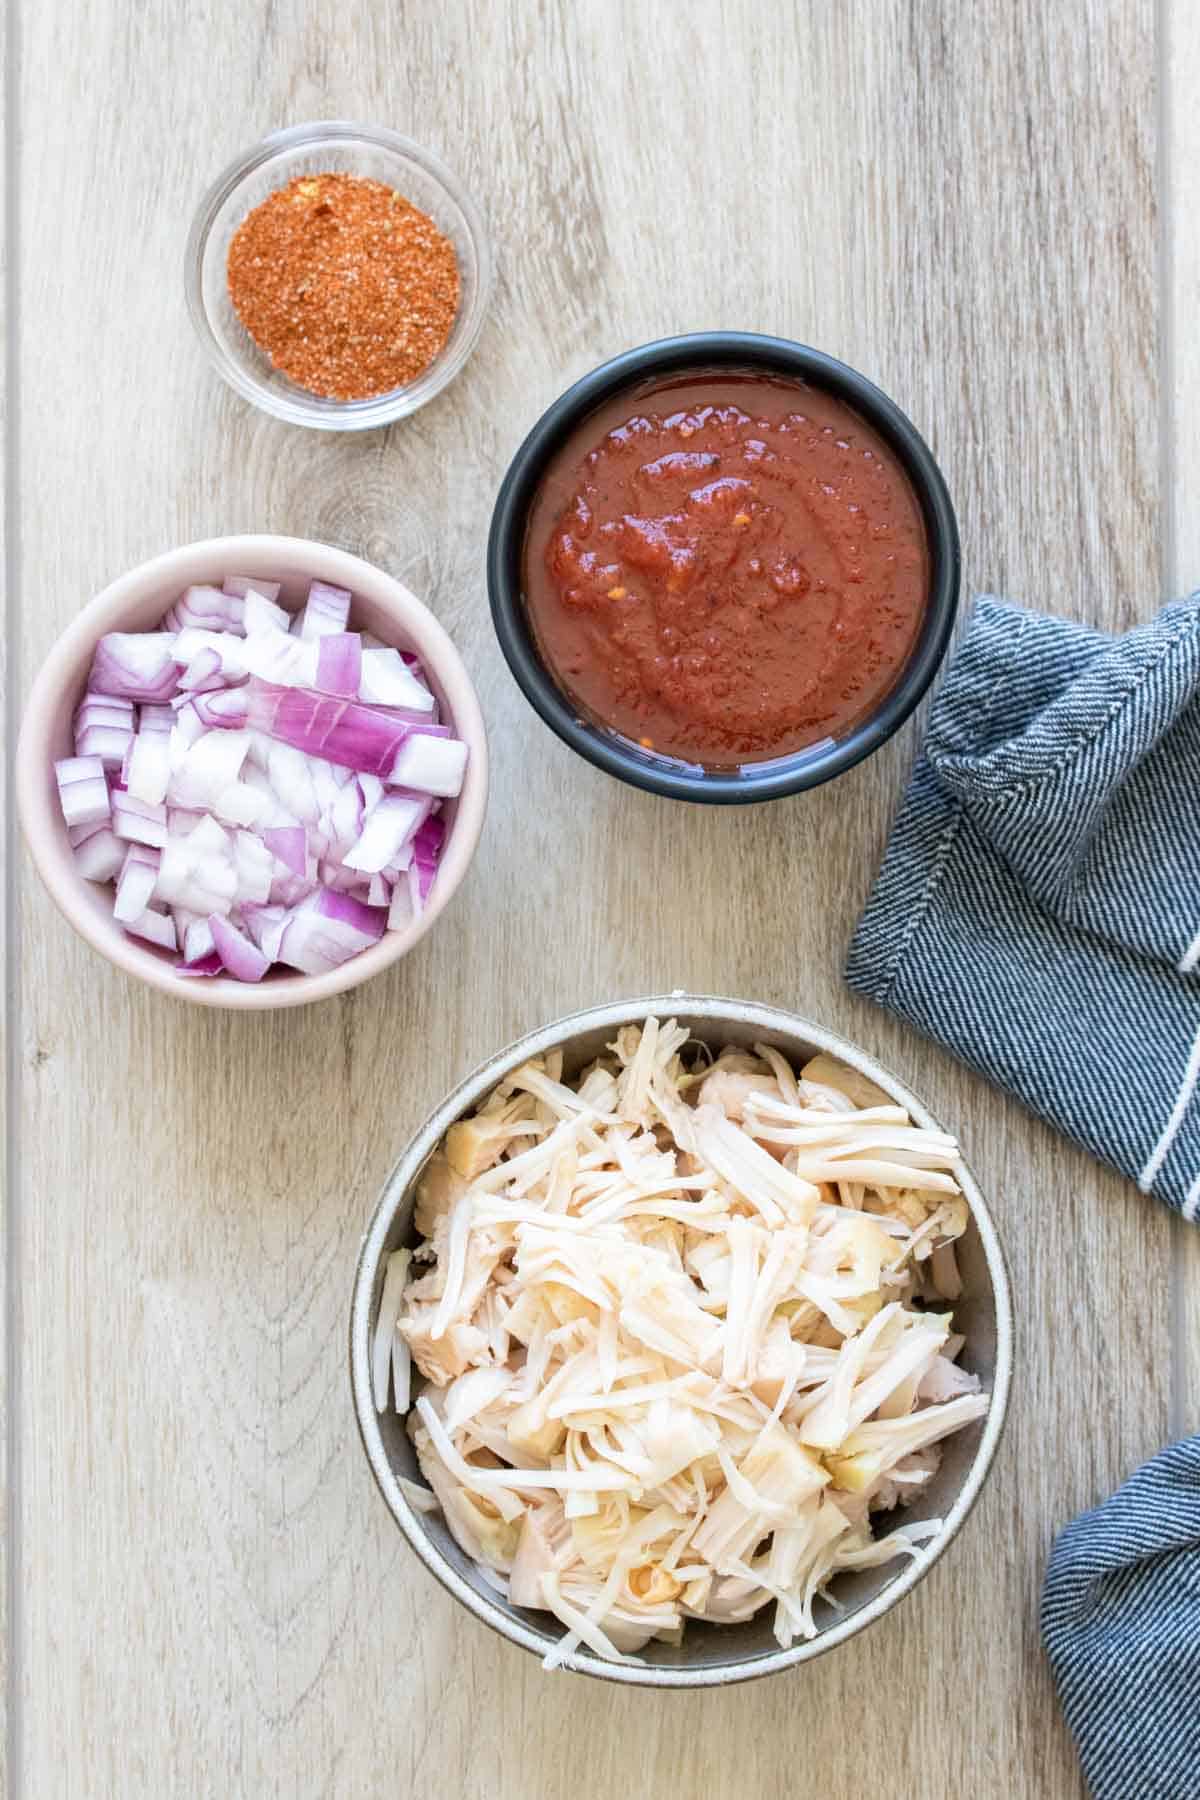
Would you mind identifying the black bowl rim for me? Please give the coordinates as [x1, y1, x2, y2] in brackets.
[487, 331, 961, 804]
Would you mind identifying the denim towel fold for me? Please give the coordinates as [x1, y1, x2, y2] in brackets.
[845, 595, 1200, 1217]
[1041, 1437, 1200, 1800]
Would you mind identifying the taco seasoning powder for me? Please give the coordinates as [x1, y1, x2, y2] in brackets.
[226, 172, 460, 401]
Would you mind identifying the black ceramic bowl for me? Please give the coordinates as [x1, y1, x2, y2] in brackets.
[487, 332, 960, 804]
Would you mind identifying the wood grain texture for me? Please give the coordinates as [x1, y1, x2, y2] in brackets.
[1166, 0, 1200, 1438]
[6, 1, 1178, 1795]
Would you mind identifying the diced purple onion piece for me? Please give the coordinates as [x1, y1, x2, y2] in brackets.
[262, 825, 307, 877]
[174, 951, 224, 978]
[275, 887, 386, 975]
[208, 913, 270, 983]
[190, 688, 249, 728]
[55, 755, 112, 828]
[73, 828, 125, 883]
[233, 830, 274, 905]
[387, 881, 414, 931]
[412, 814, 447, 862]
[76, 695, 134, 727]
[241, 903, 289, 961]
[358, 646, 436, 712]
[296, 580, 351, 641]
[74, 696, 135, 770]
[389, 733, 467, 798]
[177, 646, 226, 694]
[164, 586, 246, 637]
[125, 712, 174, 806]
[343, 791, 431, 873]
[206, 678, 451, 777]
[113, 844, 160, 922]
[111, 788, 168, 848]
[315, 632, 363, 699]
[89, 633, 179, 701]
[318, 859, 370, 896]
[267, 868, 317, 908]
[123, 906, 176, 951]
[242, 589, 292, 636]
[175, 911, 217, 965]
[367, 872, 391, 908]
[224, 575, 281, 602]
[75, 722, 135, 768]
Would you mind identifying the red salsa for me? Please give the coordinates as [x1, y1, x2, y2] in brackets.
[522, 371, 930, 766]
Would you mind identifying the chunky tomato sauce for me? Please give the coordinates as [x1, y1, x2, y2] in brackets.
[522, 372, 929, 766]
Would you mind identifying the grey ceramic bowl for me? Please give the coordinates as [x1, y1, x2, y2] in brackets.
[350, 995, 1013, 1687]
[487, 334, 960, 803]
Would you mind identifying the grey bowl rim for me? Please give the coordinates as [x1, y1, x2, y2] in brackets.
[349, 993, 1014, 1688]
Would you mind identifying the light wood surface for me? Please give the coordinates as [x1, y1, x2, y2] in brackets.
[5, 1, 1196, 1794]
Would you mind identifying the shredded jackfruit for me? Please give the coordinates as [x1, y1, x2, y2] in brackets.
[377, 1022, 989, 1667]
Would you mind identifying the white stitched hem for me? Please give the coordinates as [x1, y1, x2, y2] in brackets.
[1140, 1024, 1200, 1193]
[1179, 923, 1200, 976]
[1183, 1172, 1200, 1224]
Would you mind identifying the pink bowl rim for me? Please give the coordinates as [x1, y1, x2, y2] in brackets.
[15, 533, 489, 1010]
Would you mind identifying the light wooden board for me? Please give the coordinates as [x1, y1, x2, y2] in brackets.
[5, 1, 1188, 1794]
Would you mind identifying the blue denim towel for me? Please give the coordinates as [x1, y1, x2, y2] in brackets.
[845, 595, 1200, 1218]
[1041, 1438, 1200, 1800]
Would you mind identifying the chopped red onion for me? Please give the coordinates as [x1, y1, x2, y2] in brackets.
[176, 646, 226, 694]
[209, 913, 269, 982]
[58, 573, 461, 981]
[262, 825, 307, 877]
[389, 733, 467, 797]
[242, 589, 291, 636]
[73, 827, 125, 883]
[387, 881, 414, 931]
[205, 678, 454, 779]
[359, 646, 436, 712]
[358, 771, 385, 812]
[164, 586, 245, 636]
[156, 816, 238, 913]
[296, 580, 351, 641]
[89, 633, 179, 701]
[74, 696, 135, 769]
[169, 729, 252, 809]
[241, 903, 289, 961]
[114, 843, 161, 922]
[233, 829, 274, 905]
[175, 910, 217, 965]
[55, 755, 111, 828]
[276, 887, 386, 974]
[315, 632, 363, 699]
[171, 627, 249, 679]
[113, 789, 169, 851]
[123, 907, 177, 951]
[343, 792, 431, 873]
[124, 705, 175, 806]
[174, 950, 223, 977]
[224, 575, 281, 602]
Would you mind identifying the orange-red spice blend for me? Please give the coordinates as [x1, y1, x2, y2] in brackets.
[227, 173, 461, 402]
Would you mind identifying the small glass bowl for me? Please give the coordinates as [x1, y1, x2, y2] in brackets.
[185, 121, 492, 431]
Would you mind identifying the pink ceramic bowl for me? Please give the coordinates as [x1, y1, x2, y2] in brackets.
[16, 535, 489, 1010]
